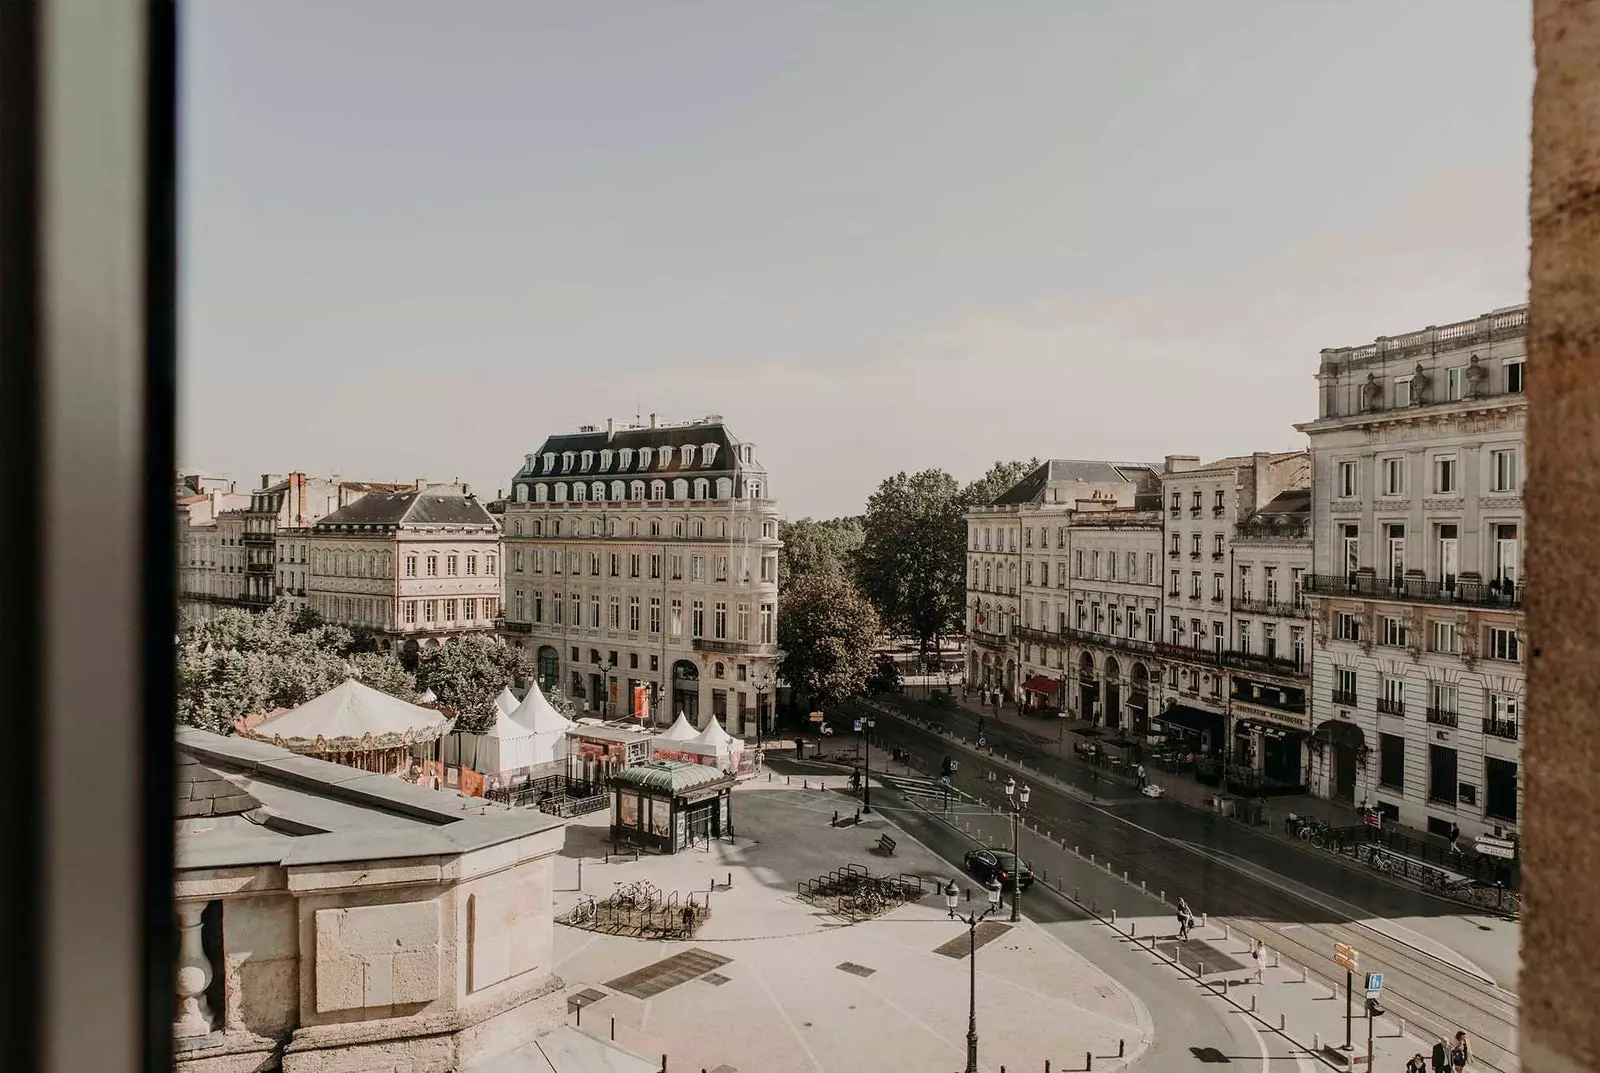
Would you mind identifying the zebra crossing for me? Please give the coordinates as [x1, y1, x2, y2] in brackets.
[881, 773, 958, 807]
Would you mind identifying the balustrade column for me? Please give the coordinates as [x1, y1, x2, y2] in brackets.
[174, 902, 215, 1038]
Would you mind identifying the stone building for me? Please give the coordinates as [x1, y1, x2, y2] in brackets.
[1154, 452, 1310, 788]
[498, 415, 781, 737]
[176, 477, 251, 625]
[1296, 305, 1527, 840]
[305, 491, 503, 651]
[173, 729, 655, 1073]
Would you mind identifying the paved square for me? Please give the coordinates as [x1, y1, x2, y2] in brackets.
[605, 948, 732, 999]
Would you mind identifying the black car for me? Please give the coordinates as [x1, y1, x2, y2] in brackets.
[963, 848, 1034, 891]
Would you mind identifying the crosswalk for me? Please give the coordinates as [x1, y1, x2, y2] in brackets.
[882, 773, 958, 806]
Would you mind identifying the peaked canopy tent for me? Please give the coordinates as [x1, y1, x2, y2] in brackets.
[508, 681, 574, 768]
[656, 712, 699, 742]
[443, 706, 538, 779]
[652, 713, 746, 774]
[235, 678, 452, 776]
[494, 686, 520, 717]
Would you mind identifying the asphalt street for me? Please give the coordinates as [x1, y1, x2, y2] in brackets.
[805, 707, 1521, 1073]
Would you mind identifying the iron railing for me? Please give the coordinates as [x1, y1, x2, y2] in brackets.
[1483, 717, 1519, 741]
[1331, 689, 1358, 706]
[1302, 573, 1523, 609]
[1425, 707, 1460, 727]
[1376, 698, 1406, 716]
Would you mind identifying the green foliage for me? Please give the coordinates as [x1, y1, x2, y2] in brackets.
[176, 603, 418, 734]
[778, 516, 864, 590]
[415, 633, 533, 733]
[777, 574, 883, 708]
[865, 651, 902, 695]
[962, 457, 1041, 508]
[854, 469, 968, 658]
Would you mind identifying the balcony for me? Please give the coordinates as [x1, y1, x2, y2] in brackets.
[1232, 596, 1308, 618]
[1190, 551, 1202, 560]
[1213, 506, 1226, 517]
[1190, 506, 1202, 517]
[1425, 707, 1460, 727]
[1234, 518, 1311, 543]
[1015, 625, 1061, 647]
[693, 638, 776, 657]
[245, 562, 273, 574]
[1169, 550, 1180, 559]
[1212, 552, 1225, 561]
[1483, 717, 1519, 741]
[1210, 594, 1224, 603]
[1218, 649, 1303, 677]
[1331, 689, 1357, 706]
[493, 618, 533, 634]
[1302, 573, 1523, 610]
[1376, 698, 1406, 716]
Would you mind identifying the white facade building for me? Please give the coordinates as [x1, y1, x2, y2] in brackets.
[1296, 305, 1527, 840]
[175, 477, 251, 625]
[499, 416, 781, 737]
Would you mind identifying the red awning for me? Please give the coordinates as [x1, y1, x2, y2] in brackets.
[1022, 676, 1060, 694]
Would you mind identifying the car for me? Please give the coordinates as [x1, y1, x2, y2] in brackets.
[1140, 782, 1165, 798]
[962, 848, 1034, 891]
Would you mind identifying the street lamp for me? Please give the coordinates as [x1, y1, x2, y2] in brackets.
[751, 669, 774, 763]
[947, 878, 1004, 1073]
[862, 715, 877, 814]
[1004, 776, 1031, 922]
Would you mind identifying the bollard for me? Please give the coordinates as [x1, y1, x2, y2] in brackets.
[1074, 887, 1080, 902]
[1130, 922, 1137, 938]
[1250, 994, 1256, 1012]
[786, 776, 791, 785]
[576, 1003, 581, 1026]
[1272, 951, 1280, 968]
[611, 1016, 616, 1040]
[1223, 979, 1230, 996]
[727, 872, 732, 888]
[1399, 1019, 1406, 1037]
[832, 810, 839, 827]
[1299, 963, 1307, 983]
[1224, 923, 1231, 941]
[1075, 845, 1080, 856]
[803, 780, 809, 789]
[1314, 1034, 1320, 1051]
[1198, 961, 1205, 979]
[1202, 912, 1208, 928]
[1280, 1013, 1286, 1031]
[1090, 853, 1095, 865]
[1092, 898, 1098, 914]
[1086, 1052, 1093, 1071]
[1111, 909, 1117, 925]
[1119, 1040, 1125, 1058]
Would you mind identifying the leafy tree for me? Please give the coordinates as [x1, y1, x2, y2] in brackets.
[176, 603, 417, 733]
[855, 469, 968, 662]
[778, 516, 864, 590]
[962, 457, 1042, 508]
[865, 651, 902, 695]
[415, 634, 533, 732]
[777, 574, 883, 708]
[544, 685, 577, 718]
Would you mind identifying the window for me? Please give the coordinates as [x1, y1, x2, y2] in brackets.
[651, 554, 662, 580]
[714, 602, 727, 639]
[1379, 733, 1406, 790]
[1436, 524, 1459, 586]
[443, 599, 457, 623]
[466, 554, 478, 576]
[1237, 564, 1251, 599]
[1339, 524, 1360, 577]
[1505, 358, 1525, 394]
[1169, 570, 1180, 596]
[426, 554, 438, 577]
[1428, 744, 1458, 804]
[1291, 626, 1305, 670]
[1075, 550, 1085, 577]
[1429, 620, 1459, 654]
[1491, 448, 1519, 492]
[1091, 550, 1100, 577]
[1169, 492, 1180, 515]
[1381, 457, 1404, 496]
[1145, 553, 1155, 583]
[486, 554, 496, 575]
[1337, 460, 1357, 498]
[1336, 612, 1361, 642]
[512, 549, 524, 574]
[1191, 533, 1201, 557]
[1212, 573, 1224, 601]
[1433, 454, 1458, 494]
[1192, 618, 1206, 651]
[737, 603, 749, 641]
[1386, 524, 1406, 582]
[670, 554, 682, 580]
[1263, 621, 1278, 658]
[1169, 534, 1179, 556]
[1192, 490, 1202, 511]
[1394, 375, 1413, 408]
[446, 553, 458, 576]
[1237, 621, 1252, 654]
[1446, 366, 1467, 401]
[1169, 616, 1183, 644]
[1336, 666, 1357, 703]
[1212, 533, 1224, 558]
[588, 596, 600, 628]
[1214, 489, 1225, 512]
[1431, 682, 1459, 717]
[424, 599, 438, 623]
[1378, 614, 1408, 649]
[1493, 524, 1519, 586]
[691, 600, 705, 638]
[1075, 600, 1086, 628]
[1146, 608, 1158, 637]
[629, 553, 641, 579]
[403, 600, 417, 624]
[760, 602, 775, 643]
[609, 553, 620, 577]
[1190, 572, 1202, 598]
[405, 554, 417, 577]
[608, 595, 621, 629]
[1106, 555, 1115, 581]
[1488, 626, 1521, 662]
[533, 591, 544, 623]
[589, 552, 600, 576]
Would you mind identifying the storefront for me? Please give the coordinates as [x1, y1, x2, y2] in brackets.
[610, 760, 736, 854]
[1022, 676, 1062, 714]
[1154, 702, 1224, 756]
[564, 722, 655, 791]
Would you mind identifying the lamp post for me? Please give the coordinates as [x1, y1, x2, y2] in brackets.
[751, 669, 773, 764]
[947, 878, 1004, 1073]
[862, 715, 876, 813]
[1004, 776, 1030, 922]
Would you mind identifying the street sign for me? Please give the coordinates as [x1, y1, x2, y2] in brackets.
[1475, 836, 1516, 859]
[853, 720, 863, 732]
[939, 774, 951, 787]
[977, 735, 987, 747]
[949, 760, 959, 772]
[1365, 973, 1384, 997]
[809, 712, 825, 723]
[1333, 942, 1359, 973]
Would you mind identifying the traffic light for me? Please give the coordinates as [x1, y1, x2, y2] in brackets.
[941, 755, 954, 777]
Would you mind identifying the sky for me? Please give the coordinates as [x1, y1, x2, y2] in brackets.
[179, 1, 1533, 519]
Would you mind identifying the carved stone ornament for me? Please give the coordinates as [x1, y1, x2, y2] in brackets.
[1410, 363, 1431, 405]
[1466, 354, 1487, 396]
[1362, 373, 1384, 408]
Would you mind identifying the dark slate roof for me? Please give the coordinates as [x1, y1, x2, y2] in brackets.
[1253, 488, 1311, 517]
[523, 421, 744, 479]
[176, 751, 263, 819]
[994, 460, 1163, 505]
[314, 492, 497, 530]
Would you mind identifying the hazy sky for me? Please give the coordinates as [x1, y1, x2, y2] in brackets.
[179, 2, 1532, 518]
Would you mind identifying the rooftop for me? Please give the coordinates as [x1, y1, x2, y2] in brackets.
[994, 460, 1162, 506]
[314, 491, 498, 530]
[1173, 450, 1307, 475]
[611, 759, 733, 794]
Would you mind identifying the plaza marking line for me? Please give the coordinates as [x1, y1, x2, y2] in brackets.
[746, 942, 825, 1073]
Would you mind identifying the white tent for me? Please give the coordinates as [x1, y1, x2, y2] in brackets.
[693, 715, 744, 772]
[508, 681, 573, 766]
[449, 705, 538, 775]
[241, 678, 450, 751]
[695, 716, 734, 750]
[657, 712, 699, 742]
[493, 686, 520, 717]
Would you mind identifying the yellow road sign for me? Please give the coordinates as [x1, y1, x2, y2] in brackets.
[1333, 942, 1358, 972]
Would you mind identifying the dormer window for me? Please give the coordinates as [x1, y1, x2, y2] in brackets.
[681, 444, 696, 467]
[702, 443, 718, 467]
[639, 447, 653, 470]
[572, 482, 586, 502]
[580, 450, 594, 471]
[542, 452, 556, 472]
[599, 449, 613, 471]
[619, 447, 633, 469]
[742, 444, 753, 463]
[561, 451, 575, 472]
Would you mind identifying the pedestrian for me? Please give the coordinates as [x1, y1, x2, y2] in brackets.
[681, 904, 695, 937]
[1407, 1055, 1428, 1073]
[1451, 1032, 1470, 1073]
[1176, 897, 1195, 940]
[1136, 763, 1147, 788]
[1448, 823, 1463, 857]
[1431, 1038, 1450, 1073]
[1251, 939, 1265, 984]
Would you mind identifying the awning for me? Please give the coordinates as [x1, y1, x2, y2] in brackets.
[1023, 676, 1060, 694]
[1154, 703, 1222, 737]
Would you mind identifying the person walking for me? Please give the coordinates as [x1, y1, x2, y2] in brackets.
[1451, 1032, 1471, 1073]
[1251, 939, 1266, 984]
[1176, 897, 1195, 941]
[1407, 1054, 1428, 1073]
[1431, 1038, 1451, 1073]
[1448, 822, 1463, 857]
[1136, 763, 1147, 789]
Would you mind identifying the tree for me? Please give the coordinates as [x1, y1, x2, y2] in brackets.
[865, 651, 902, 695]
[415, 634, 533, 733]
[855, 469, 968, 662]
[777, 574, 882, 708]
[779, 516, 864, 590]
[176, 602, 417, 733]
[962, 457, 1042, 508]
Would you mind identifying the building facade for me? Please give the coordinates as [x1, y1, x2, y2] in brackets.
[1296, 305, 1527, 840]
[175, 477, 251, 625]
[305, 491, 503, 650]
[498, 415, 781, 736]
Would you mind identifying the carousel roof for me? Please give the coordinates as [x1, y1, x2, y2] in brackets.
[508, 680, 573, 734]
[239, 678, 450, 753]
[657, 712, 699, 742]
[493, 686, 520, 717]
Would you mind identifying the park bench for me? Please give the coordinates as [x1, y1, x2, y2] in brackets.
[875, 834, 897, 856]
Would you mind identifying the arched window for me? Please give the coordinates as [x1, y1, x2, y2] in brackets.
[619, 448, 633, 469]
[628, 520, 639, 536]
[681, 444, 696, 467]
[714, 662, 725, 679]
[591, 481, 606, 501]
[514, 484, 528, 502]
[609, 480, 625, 501]
[599, 449, 613, 471]
[513, 518, 523, 535]
[629, 480, 645, 500]
[532, 520, 542, 536]
[534, 483, 548, 502]
[672, 478, 689, 500]
[715, 477, 732, 499]
[561, 451, 575, 471]
[572, 482, 586, 502]
[639, 447, 653, 469]
[552, 519, 562, 536]
[580, 450, 594, 471]
[553, 482, 568, 502]
[693, 478, 709, 499]
[702, 443, 718, 467]
[650, 479, 666, 500]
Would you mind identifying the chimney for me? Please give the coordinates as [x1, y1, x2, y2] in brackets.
[649, 413, 658, 429]
[1253, 451, 1272, 512]
[1163, 455, 1201, 474]
[606, 417, 615, 438]
[415, 477, 426, 491]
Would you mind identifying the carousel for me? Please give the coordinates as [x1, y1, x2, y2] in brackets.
[234, 677, 453, 776]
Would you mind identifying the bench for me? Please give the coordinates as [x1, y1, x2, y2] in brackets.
[875, 834, 897, 856]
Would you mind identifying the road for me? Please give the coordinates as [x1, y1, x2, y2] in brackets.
[820, 702, 1521, 1073]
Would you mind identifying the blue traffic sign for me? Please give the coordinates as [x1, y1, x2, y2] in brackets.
[1365, 973, 1384, 994]
[977, 735, 987, 747]
[939, 774, 951, 786]
[853, 720, 863, 732]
